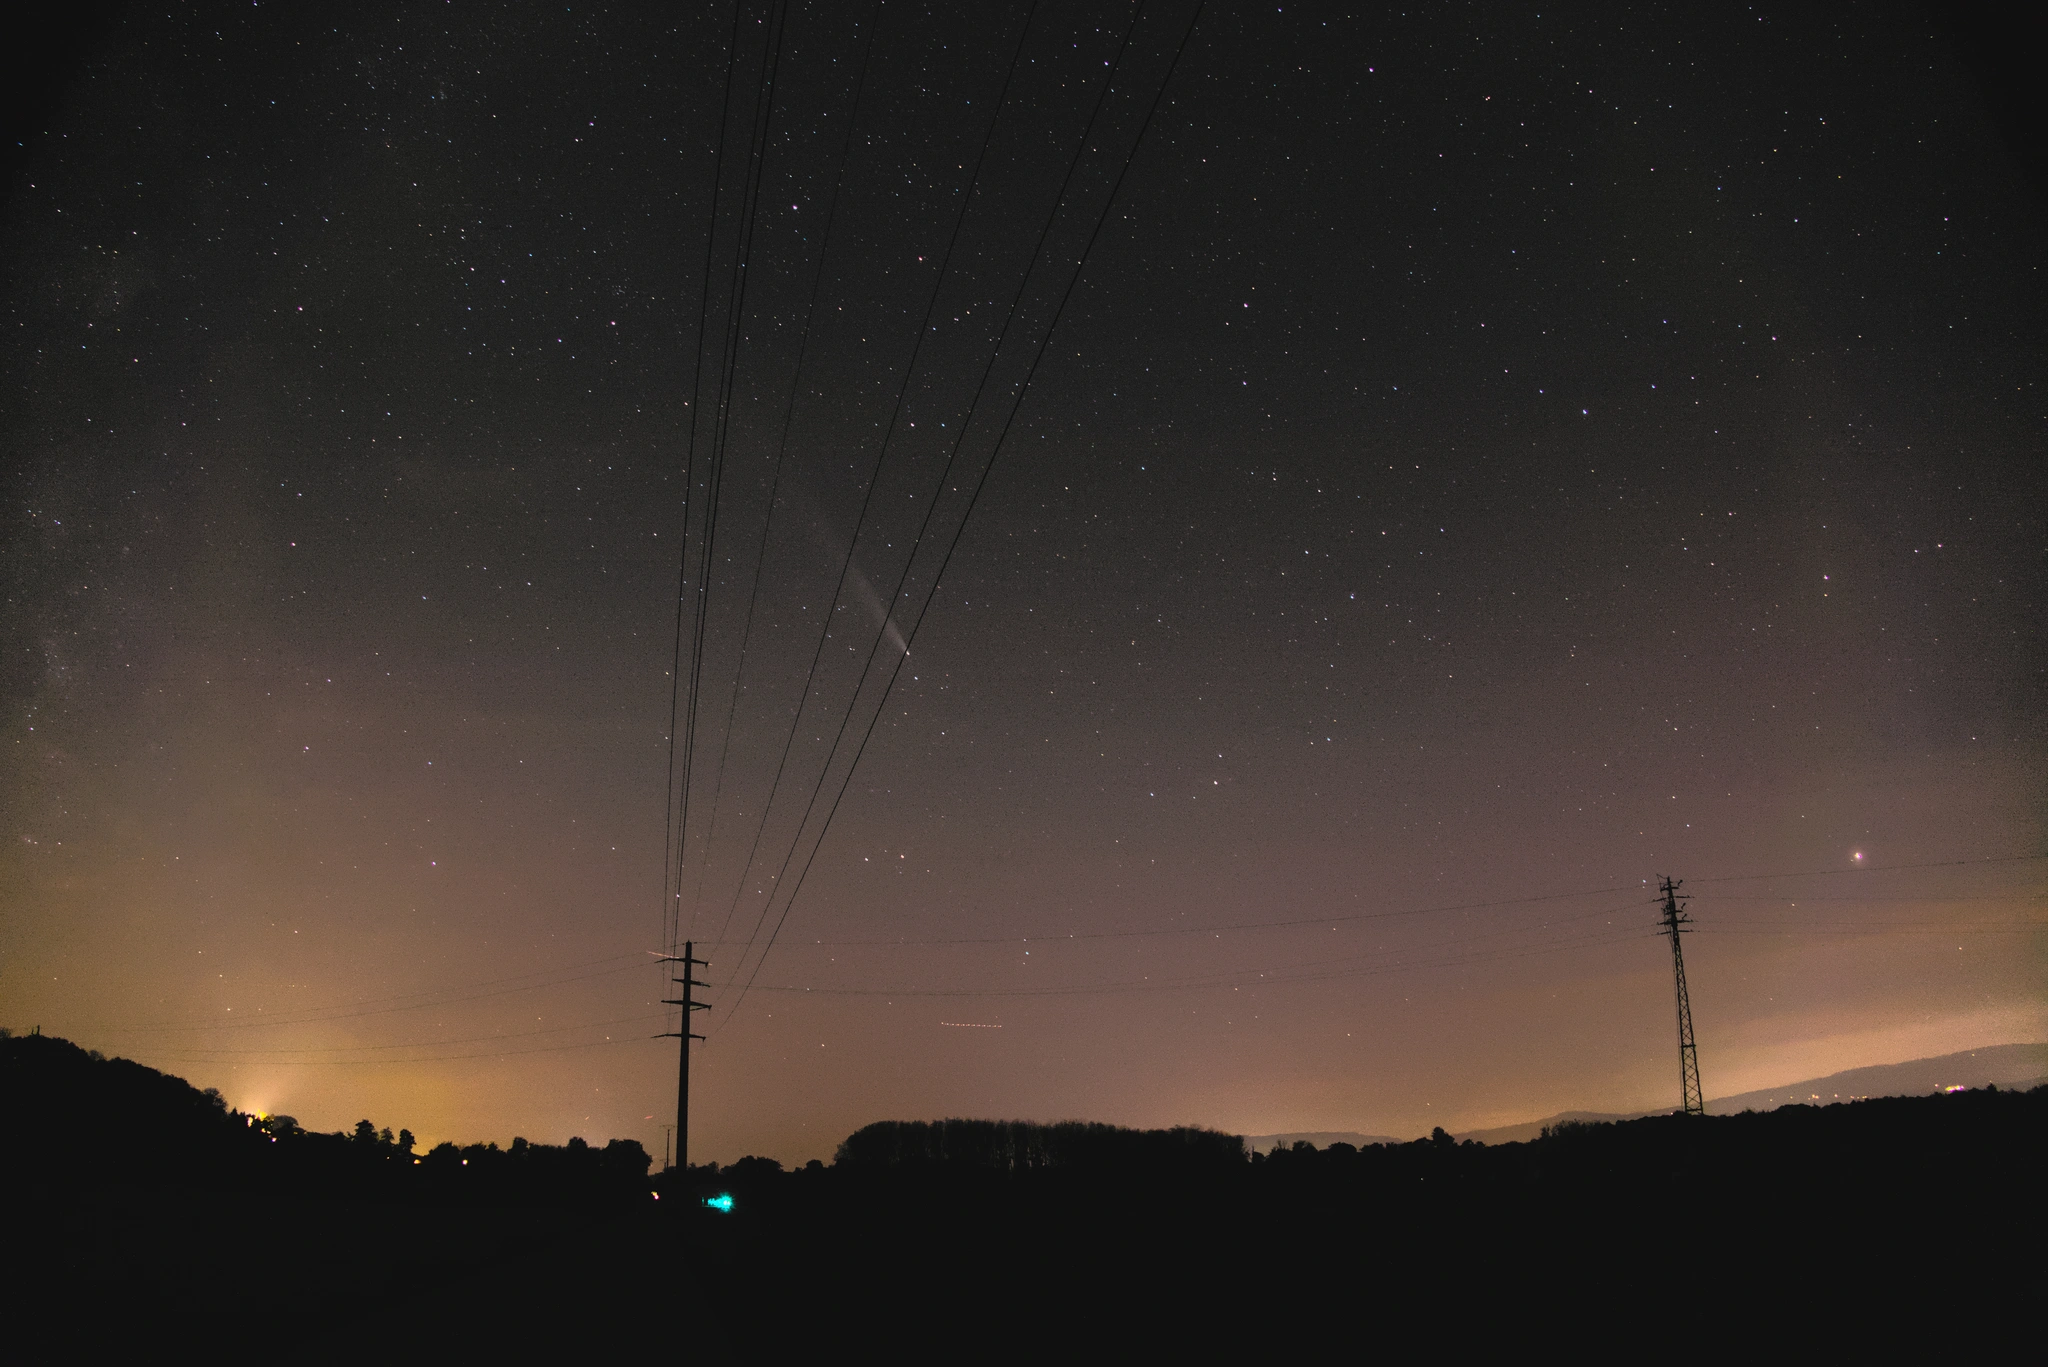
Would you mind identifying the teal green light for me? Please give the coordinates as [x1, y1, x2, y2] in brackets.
[704, 1192, 735, 1213]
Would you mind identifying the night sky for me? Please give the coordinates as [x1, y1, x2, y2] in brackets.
[5, 1, 2042, 1165]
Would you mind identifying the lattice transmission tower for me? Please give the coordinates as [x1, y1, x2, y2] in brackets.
[1658, 876, 1705, 1116]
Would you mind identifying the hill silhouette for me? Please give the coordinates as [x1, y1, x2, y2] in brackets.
[1706, 1041, 2047, 1112]
[672, 1087, 2043, 1358]
[10, 1029, 2042, 1357]
[2, 1029, 650, 1205]
[1455, 1042, 2048, 1144]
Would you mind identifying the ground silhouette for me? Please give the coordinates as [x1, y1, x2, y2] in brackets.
[2, 1030, 650, 1207]
[8, 1028, 2041, 1358]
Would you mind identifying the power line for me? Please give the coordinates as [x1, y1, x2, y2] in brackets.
[756, 897, 1659, 984]
[112, 883, 2041, 1063]
[691, 0, 884, 951]
[707, 0, 1048, 975]
[716, 0, 1154, 994]
[782, 884, 1654, 947]
[155, 908, 2044, 1060]
[661, 0, 750, 968]
[104, 849, 2038, 1040]
[162, 921, 1651, 1064]
[689, 848, 2044, 952]
[720, 0, 1210, 1026]
[743, 923, 1647, 1000]
[680, 0, 793, 929]
[656, 6, 793, 1203]
[138, 909, 1639, 1059]
[676, 0, 792, 971]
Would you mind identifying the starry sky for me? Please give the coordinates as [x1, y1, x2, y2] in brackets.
[4, 1, 2042, 1164]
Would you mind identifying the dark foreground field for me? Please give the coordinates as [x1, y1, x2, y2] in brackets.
[9, 1033, 2043, 1359]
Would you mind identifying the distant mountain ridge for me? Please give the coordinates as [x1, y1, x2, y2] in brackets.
[1454, 1043, 2048, 1146]
[1705, 1043, 2047, 1113]
[1248, 1047, 2048, 1152]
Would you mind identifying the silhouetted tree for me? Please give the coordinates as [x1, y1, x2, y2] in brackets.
[601, 1138, 651, 1177]
[836, 1119, 1245, 1172]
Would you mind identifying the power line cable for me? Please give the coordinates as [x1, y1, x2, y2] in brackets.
[759, 905, 1651, 1002]
[718, 0, 1151, 993]
[707, 0, 1047, 968]
[157, 917, 1646, 1060]
[660, 0, 750, 976]
[690, 850, 2044, 953]
[720, 0, 1209, 1027]
[692, 0, 883, 942]
[126, 865, 2041, 1060]
[110, 849, 2034, 1036]
[678, 0, 792, 940]
[139, 903, 1635, 1054]
[746, 923, 1647, 1000]
[729, 840, 2039, 987]
[782, 884, 1652, 947]
[163, 903, 2048, 1059]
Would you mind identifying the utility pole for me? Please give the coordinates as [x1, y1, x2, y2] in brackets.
[1659, 877, 1704, 1116]
[659, 941, 711, 1171]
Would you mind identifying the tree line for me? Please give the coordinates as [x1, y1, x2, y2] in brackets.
[834, 1117, 1247, 1172]
[11, 1026, 2044, 1215]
